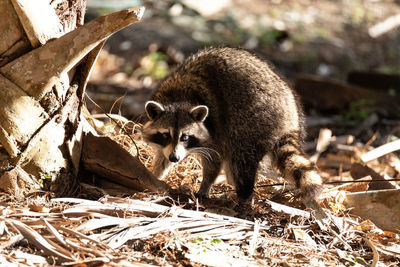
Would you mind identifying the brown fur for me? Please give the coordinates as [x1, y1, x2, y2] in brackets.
[142, 47, 323, 201]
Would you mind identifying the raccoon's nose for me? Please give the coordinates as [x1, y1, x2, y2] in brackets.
[169, 153, 180, 163]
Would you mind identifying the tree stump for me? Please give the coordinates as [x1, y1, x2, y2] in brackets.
[0, 0, 164, 198]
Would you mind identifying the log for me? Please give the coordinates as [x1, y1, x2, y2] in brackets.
[347, 71, 400, 93]
[295, 75, 400, 118]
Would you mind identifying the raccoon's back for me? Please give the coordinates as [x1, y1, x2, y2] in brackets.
[154, 47, 304, 143]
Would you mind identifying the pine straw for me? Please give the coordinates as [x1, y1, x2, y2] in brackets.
[0, 121, 399, 266]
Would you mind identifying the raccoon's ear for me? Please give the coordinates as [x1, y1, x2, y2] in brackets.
[190, 105, 209, 122]
[145, 101, 165, 120]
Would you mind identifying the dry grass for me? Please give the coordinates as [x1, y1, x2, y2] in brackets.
[0, 120, 399, 266]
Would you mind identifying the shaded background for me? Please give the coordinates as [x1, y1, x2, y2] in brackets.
[86, 0, 400, 142]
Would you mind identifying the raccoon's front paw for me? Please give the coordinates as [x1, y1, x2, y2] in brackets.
[300, 170, 324, 200]
[194, 190, 209, 201]
[302, 183, 324, 200]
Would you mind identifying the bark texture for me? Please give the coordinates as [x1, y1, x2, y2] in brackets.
[0, 0, 147, 198]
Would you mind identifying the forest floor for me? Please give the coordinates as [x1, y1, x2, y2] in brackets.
[1, 0, 400, 266]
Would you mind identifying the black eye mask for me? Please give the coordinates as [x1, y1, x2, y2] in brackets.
[182, 135, 200, 148]
[149, 132, 171, 147]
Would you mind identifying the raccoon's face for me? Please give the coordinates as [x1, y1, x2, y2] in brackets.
[142, 101, 210, 163]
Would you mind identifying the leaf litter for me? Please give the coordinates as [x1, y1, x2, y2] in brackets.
[0, 120, 400, 266]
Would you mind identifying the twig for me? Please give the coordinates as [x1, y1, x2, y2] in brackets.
[361, 139, 400, 162]
[369, 13, 400, 38]
[256, 178, 400, 188]
[248, 220, 260, 256]
[85, 92, 141, 158]
[363, 237, 379, 267]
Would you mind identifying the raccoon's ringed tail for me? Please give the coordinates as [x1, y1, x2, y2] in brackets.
[275, 133, 323, 199]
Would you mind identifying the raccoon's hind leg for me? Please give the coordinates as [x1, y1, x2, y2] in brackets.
[274, 132, 323, 199]
[152, 150, 172, 180]
[227, 150, 261, 202]
[197, 157, 222, 198]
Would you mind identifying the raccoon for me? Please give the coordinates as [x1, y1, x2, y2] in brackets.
[142, 47, 323, 201]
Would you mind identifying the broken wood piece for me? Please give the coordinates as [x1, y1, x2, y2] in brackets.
[0, 166, 40, 198]
[82, 132, 170, 193]
[344, 189, 400, 233]
[361, 139, 400, 163]
[0, 6, 145, 100]
[305, 134, 354, 152]
[265, 199, 310, 219]
[369, 13, 400, 38]
[0, 76, 48, 157]
[316, 128, 332, 153]
[317, 155, 353, 171]
[328, 176, 372, 193]
[347, 71, 400, 93]
[295, 75, 400, 118]
[350, 163, 396, 190]
[0, 0, 31, 67]
[311, 128, 332, 162]
[10, 0, 64, 47]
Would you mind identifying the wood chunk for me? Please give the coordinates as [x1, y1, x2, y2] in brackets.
[0, 76, 48, 157]
[350, 163, 396, 190]
[347, 71, 400, 93]
[10, 0, 64, 47]
[344, 189, 400, 233]
[329, 176, 372, 193]
[317, 153, 353, 170]
[82, 132, 170, 193]
[0, 7, 145, 100]
[361, 139, 400, 163]
[369, 13, 400, 38]
[295, 75, 400, 118]
[0, 0, 31, 65]
[0, 166, 40, 198]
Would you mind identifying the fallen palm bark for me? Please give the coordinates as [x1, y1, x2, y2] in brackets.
[0, 6, 145, 100]
[344, 189, 400, 233]
[82, 133, 170, 193]
[0, 2, 148, 197]
[1, 191, 398, 266]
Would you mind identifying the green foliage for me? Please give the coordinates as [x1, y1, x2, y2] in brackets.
[259, 30, 286, 46]
[346, 253, 368, 265]
[39, 172, 51, 185]
[140, 51, 170, 80]
[344, 99, 375, 122]
[191, 236, 223, 253]
[388, 88, 397, 97]
[379, 65, 400, 76]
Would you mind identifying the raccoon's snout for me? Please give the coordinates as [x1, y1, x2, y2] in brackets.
[165, 143, 187, 163]
[168, 153, 181, 163]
